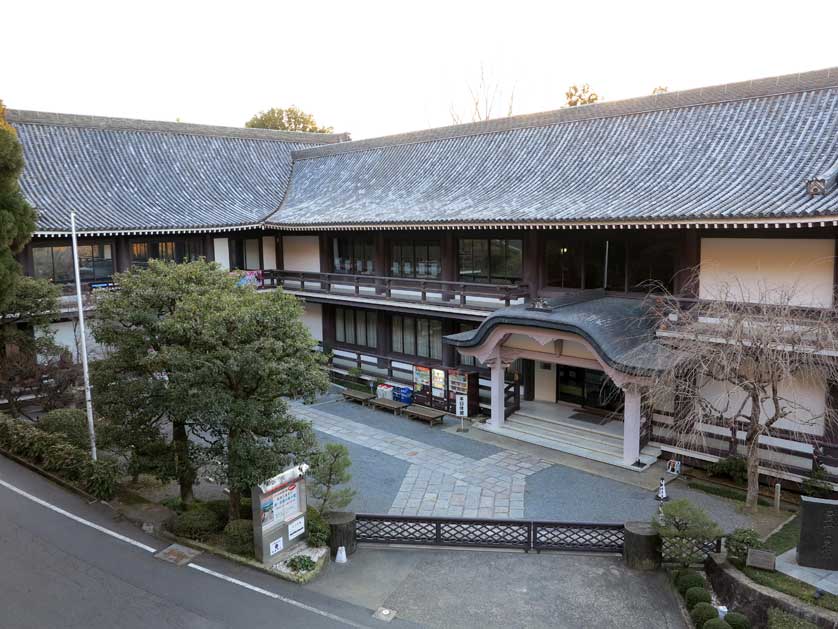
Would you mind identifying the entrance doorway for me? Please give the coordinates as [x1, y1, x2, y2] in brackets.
[556, 365, 623, 415]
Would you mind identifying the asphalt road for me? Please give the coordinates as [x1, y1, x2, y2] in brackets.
[0, 455, 410, 629]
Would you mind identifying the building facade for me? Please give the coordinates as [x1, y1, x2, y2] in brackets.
[9, 67, 838, 485]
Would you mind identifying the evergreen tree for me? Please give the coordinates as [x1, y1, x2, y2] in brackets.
[0, 100, 37, 310]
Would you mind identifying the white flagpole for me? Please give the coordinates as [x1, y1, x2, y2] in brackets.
[70, 211, 97, 461]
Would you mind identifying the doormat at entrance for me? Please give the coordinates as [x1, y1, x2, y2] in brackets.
[569, 411, 611, 426]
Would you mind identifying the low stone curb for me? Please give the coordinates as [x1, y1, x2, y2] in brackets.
[159, 529, 330, 584]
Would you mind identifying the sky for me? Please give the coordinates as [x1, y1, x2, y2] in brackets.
[3, 0, 838, 140]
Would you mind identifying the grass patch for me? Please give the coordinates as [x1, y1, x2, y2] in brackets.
[734, 560, 838, 612]
[763, 516, 800, 555]
[687, 480, 775, 508]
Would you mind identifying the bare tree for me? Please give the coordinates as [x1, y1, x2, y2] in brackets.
[449, 64, 515, 124]
[652, 86, 669, 95]
[645, 273, 838, 511]
[565, 84, 599, 107]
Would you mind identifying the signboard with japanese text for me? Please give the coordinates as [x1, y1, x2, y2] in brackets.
[251, 463, 309, 566]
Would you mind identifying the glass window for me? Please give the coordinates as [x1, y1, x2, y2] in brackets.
[545, 240, 583, 288]
[33, 243, 113, 283]
[391, 241, 441, 279]
[392, 315, 442, 359]
[131, 239, 202, 268]
[335, 308, 376, 348]
[628, 238, 678, 292]
[459, 238, 522, 284]
[332, 237, 373, 275]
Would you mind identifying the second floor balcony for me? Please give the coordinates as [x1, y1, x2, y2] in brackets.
[263, 269, 530, 312]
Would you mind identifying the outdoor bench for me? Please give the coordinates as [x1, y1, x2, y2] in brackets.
[342, 389, 375, 405]
[369, 398, 408, 415]
[403, 404, 446, 426]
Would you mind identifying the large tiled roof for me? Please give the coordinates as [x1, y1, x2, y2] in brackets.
[7, 110, 349, 234]
[444, 293, 678, 376]
[270, 67, 838, 228]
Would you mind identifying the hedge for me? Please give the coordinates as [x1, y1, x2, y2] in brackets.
[38, 409, 91, 450]
[172, 507, 224, 541]
[223, 519, 254, 555]
[0, 413, 120, 500]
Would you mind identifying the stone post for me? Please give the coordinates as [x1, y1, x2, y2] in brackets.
[624, 521, 661, 570]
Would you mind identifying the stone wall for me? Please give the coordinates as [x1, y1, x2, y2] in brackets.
[705, 554, 838, 628]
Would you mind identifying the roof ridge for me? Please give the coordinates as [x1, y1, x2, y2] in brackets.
[6, 109, 351, 145]
[291, 66, 838, 160]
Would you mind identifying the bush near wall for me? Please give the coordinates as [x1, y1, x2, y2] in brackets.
[0, 413, 120, 500]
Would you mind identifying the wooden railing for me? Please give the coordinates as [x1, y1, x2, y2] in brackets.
[263, 269, 529, 309]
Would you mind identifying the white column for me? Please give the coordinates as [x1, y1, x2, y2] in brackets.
[623, 386, 642, 466]
[489, 358, 507, 430]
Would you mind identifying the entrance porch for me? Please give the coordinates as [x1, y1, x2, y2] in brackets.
[445, 294, 673, 472]
[492, 400, 661, 470]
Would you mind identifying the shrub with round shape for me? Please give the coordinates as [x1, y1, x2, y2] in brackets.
[685, 586, 712, 610]
[690, 602, 719, 627]
[703, 619, 731, 629]
[223, 519, 254, 555]
[38, 409, 90, 450]
[724, 611, 751, 629]
[172, 507, 223, 541]
[83, 458, 121, 501]
[726, 528, 763, 561]
[677, 572, 706, 595]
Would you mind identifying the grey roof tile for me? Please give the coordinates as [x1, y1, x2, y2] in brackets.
[270, 68, 838, 227]
[7, 110, 349, 233]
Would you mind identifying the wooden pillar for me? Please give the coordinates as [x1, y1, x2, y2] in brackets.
[115, 236, 132, 272]
[490, 356, 507, 429]
[202, 234, 215, 263]
[322, 304, 336, 351]
[441, 232, 456, 301]
[376, 312, 390, 368]
[441, 318, 457, 368]
[623, 385, 642, 466]
[375, 232, 387, 294]
[675, 229, 700, 297]
[521, 359, 535, 402]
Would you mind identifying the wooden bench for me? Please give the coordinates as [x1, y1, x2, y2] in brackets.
[369, 398, 408, 415]
[341, 389, 375, 405]
[403, 404, 447, 426]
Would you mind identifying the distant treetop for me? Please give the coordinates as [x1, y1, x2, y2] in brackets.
[245, 106, 334, 133]
[565, 84, 599, 107]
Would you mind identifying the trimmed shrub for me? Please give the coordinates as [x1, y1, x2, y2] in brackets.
[172, 507, 223, 541]
[685, 586, 712, 610]
[83, 458, 121, 501]
[726, 528, 764, 561]
[766, 608, 818, 629]
[709, 456, 748, 484]
[677, 572, 706, 595]
[305, 506, 329, 548]
[654, 499, 722, 566]
[42, 442, 86, 480]
[38, 409, 90, 450]
[724, 611, 751, 629]
[223, 519, 254, 555]
[672, 568, 698, 584]
[690, 603, 719, 627]
[204, 500, 232, 525]
[703, 620, 731, 629]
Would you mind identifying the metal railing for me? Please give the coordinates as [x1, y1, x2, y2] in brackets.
[355, 514, 625, 553]
[263, 269, 529, 309]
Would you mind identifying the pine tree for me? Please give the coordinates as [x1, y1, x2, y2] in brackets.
[309, 443, 356, 516]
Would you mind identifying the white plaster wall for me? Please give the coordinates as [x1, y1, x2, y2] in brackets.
[213, 238, 230, 270]
[699, 238, 835, 307]
[562, 340, 597, 360]
[37, 320, 103, 362]
[282, 236, 320, 272]
[699, 372, 826, 437]
[262, 236, 277, 270]
[301, 302, 323, 342]
[534, 361, 556, 402]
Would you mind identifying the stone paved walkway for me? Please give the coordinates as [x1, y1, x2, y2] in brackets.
[291, 401, 551, 518]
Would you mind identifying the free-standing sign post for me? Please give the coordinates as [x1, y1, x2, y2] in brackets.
[251, 463, 309, 566]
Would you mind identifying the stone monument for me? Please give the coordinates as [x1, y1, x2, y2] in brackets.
[797, 496, 838, 570]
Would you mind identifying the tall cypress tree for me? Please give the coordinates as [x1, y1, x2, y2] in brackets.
[0, 100, 37, 310]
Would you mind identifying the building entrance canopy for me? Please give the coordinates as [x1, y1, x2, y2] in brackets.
[443, 292, 676, 467]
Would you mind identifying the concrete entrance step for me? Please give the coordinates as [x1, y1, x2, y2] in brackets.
[506, 417, 662, 461]
[505, 417, 625, 458]
[509, 414, 624, 448]
[514, 408, 625, 442]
